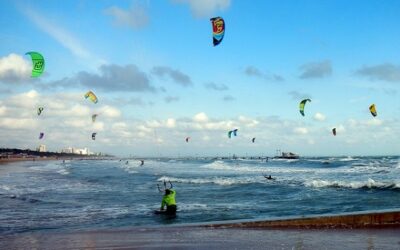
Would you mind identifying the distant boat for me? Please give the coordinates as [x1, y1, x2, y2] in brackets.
[275, 152, 300, 159]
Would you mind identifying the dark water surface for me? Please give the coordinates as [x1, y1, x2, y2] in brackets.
[1, 156, 399, 234]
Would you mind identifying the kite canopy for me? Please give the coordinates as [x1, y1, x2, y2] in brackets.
[39, 132, 44, 139]
[37, 107, 44, 116]
[332, 128, 336, 136]
[369, 104, 377, 117]
[210, 17, 225, 46]
[85, 91, 98, 104]
[299, 99, 311, 116]
[228, 129, 238, 138]
[25, 52, 45, 77]
[92, 114, 98, 123]
[252, 137, 256, 143]
[92, 132, 97, 140]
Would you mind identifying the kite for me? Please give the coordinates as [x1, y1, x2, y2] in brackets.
[92, 132, 97, 140]
[252, 137, 256, 143]
[233, 129, 238, 136]
[332, 128, 336, 136]
[210, 17, 225, 46]
[228, 129, 238, 138]
[37, 107, 44, 116]
[299, 99, 311, 116]
[25, 52, 45, 77]
[84, 91, 98, 104]
[369, 104, 377, 117]
[39, 132, 44, 139]
[185, 137, 190, 143]
[92, 114, 98, 123]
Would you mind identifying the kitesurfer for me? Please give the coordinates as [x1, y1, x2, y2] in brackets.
[140, 160, 144, 166]
[264, 175, 275, 180]
[160, 189, 177, 215]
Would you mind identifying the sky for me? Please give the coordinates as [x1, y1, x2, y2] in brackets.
[0, 0, 399, 157]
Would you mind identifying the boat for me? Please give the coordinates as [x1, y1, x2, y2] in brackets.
[274, 151, 300, 159]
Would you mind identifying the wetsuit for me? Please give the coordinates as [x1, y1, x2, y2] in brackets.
[161, 190, 177, 215]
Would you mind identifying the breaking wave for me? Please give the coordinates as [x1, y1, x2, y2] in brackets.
[305, 178, 400, 190]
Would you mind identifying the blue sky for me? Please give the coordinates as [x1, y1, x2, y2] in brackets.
[0, 0, 399, 157]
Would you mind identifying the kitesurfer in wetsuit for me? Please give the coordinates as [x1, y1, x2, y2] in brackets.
[160, 189, 177, 215]
[264, 175, 275, 180]
[140, 160, 144, 166]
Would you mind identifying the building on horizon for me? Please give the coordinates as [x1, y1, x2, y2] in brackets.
[61, 147, 95, 155]
[37, 145, 46, 152]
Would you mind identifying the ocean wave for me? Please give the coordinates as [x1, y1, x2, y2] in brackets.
[201, 161, 317, 175]
[157, 176, 264, 186]
[339, 156, 357, 162]
[305, 178, 400, 190]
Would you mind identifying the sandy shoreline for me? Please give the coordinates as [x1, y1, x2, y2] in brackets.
[1, 210, 400, 249]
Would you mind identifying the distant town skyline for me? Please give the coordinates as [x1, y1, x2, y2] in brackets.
[0, 0, 399, 157]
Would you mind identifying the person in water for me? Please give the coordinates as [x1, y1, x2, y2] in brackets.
[264, 175, 275, 180]
[160, 189, 177, 215]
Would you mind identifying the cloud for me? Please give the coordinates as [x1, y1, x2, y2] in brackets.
[299, 60, 332, 79]
[293, 127, 308, 135]
[223, 95, 235, 101]
[171, 0, 231, 18]
[113, 97, 147, 106]
[49, 64, 155, 92]
[0, 54, 31, 83]
[0, 92, 398, 156]
[21, 6, 103, 65]
[313, 112, 326, 122]
[204, 82, 228, 91]
[166, 118, 176, 128]
[105, 4, 149, 30]
[288, 91, 312, 100]
[151, 66, 192, 87]
[165, 96, 180, 103]
[244, 66, 262, 77]
[356, 63, 400, 82]
[244, 66, 284, 82]
[193, 112, 209, 123]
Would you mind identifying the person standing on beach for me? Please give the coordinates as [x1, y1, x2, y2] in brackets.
[160, 189, 177, 215]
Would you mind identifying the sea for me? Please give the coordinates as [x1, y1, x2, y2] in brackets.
[1, 156, 400, 235]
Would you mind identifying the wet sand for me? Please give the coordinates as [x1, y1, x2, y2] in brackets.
[1, 210, 400, 249]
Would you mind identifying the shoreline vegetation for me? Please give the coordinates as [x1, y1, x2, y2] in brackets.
[0, 148, 113, 164]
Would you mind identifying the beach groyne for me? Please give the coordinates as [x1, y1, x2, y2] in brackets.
[206, 210, 400, 229]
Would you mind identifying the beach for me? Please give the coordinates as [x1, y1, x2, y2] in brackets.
[1, 210, 400, 249]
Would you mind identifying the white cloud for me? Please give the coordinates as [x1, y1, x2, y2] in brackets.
[64, 119, 89, 128]
[0, 54, 31, 83]
[172, 0, 231, 18]
[100, 106, 121, 118]
[313, 112, 326, 121]
[293, 127, 308, 135]
[367, 118, 383, 126]
[21, 6, 104, 66]
[105, 5, 149, 29]
[0, 106, 6, 116]
[0, 118, 38, 129]
[0, 90, 398, 156]
[193, 112, 209, 123]
[238, 116, 259, 127]
[166, 118, 176, 128]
